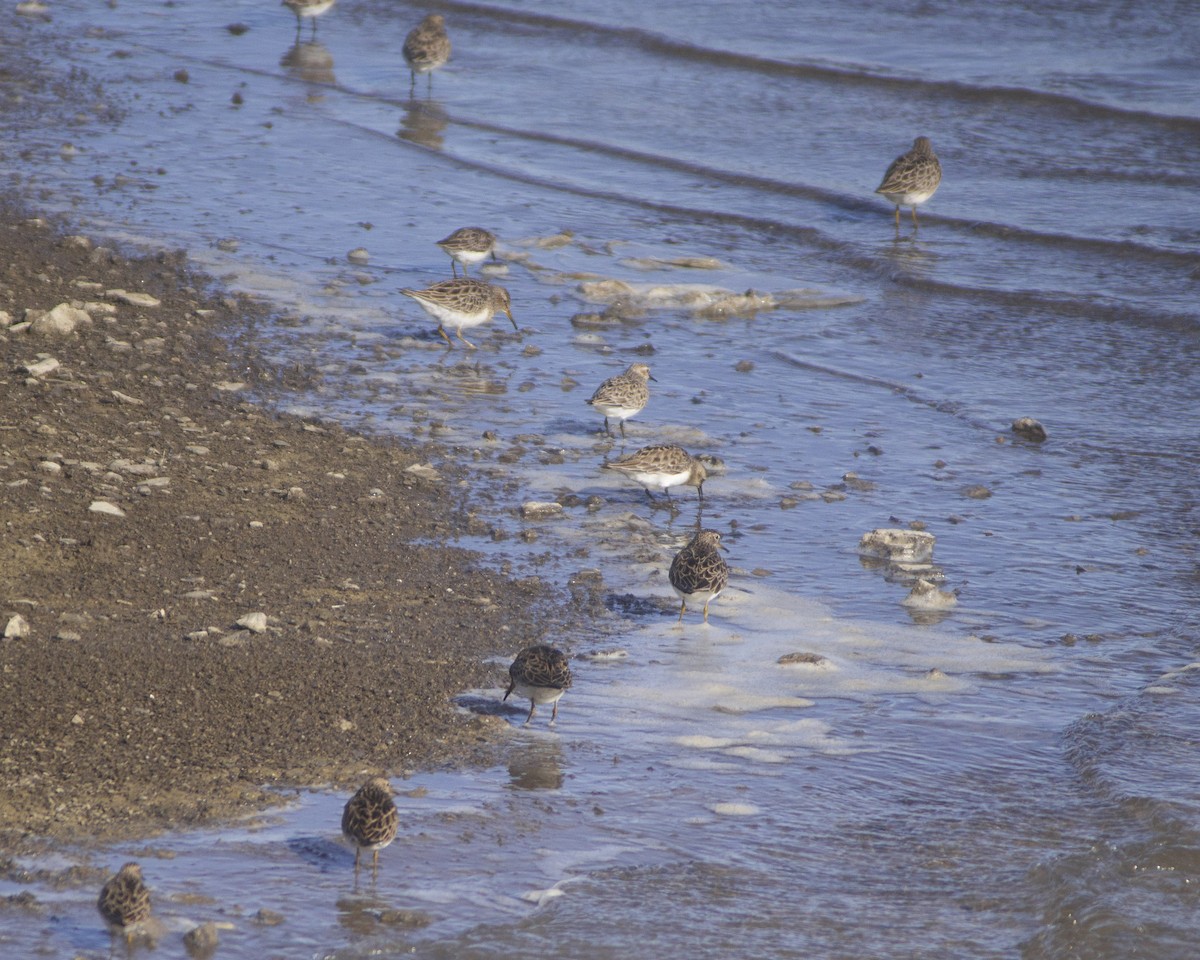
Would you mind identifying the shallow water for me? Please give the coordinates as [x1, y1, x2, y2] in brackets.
[2, 0, 1199, 957]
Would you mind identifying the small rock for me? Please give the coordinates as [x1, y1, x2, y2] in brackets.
[31, 303, 89, 336]
[105, 289, 162, 308]
[336, 718, 354, 732]
[183, 921, 220, 956]
[253, 908, 285, 926]
[858, 528, 935, 563]
[521, 501, 564, 520]
[1011, 417, 1047, 442]
[962, 485, 992, 500]
[37, 460, 62, 475]
[55, 630, 82, 641]
[22, 357, 60, 378]
[404, 463, 440, 482]
[236, 612, 268, 634]
[347, 247, 370, 264]
[111, 390, 145, 406]
[71, 713, 85, 726]
[901, 579, 958, 609]
[777, 651, 830, 667]
[88, 500, 126, 517]
[4, 614, 30, 639]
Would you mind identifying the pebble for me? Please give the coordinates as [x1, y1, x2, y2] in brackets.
[858, 528, 935, 563]
[37, 460, 61, 475]
[183, 921, 220, 954]
[1012, 417, 1047, 442]
[962, 485, 992, 499]
[236, 612, 268, 633]
[777, 651, 830, 667]
[105, 289, 161, 308]
[88, 500, 126, 517]
[4, 614, 30, 639]
[31, 303, 90, 336]
[521, 501, 564, 520]
[901, 579, 958, 609]
[22, 357, 60, 378]
[347, 247, 370, 264]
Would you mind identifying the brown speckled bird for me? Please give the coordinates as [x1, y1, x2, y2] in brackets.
[342, 776, 400, 871]
[403, 13, 451, 94]
[875, 136, 942, 229]
[401, 277, 516, 349]
[504, 644, 573, 725]
[587, 362, 656, 438]
[97, 862, 151, 932]
[668, 528, 730, 623]
[604, 443, 707, 502]
[436, 227, 497, 277]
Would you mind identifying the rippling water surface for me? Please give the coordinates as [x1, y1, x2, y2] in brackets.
[2, 1, 1198, 957]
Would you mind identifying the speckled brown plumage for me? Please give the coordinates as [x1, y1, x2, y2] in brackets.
[436, 227, 497, 277]
[668, 528, 730, 623]
[504, 644, 573, 725]
[875, 136, 942, 228]
[400, 277, 516, 348]
[604, 443, 707, 501]
[342, 776, 400, 871]
[587, 363, 655, 438]
[403, 14, 451, 91]
[97, 862, 151, 930]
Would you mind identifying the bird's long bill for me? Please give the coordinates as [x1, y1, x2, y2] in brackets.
[505, 307, 518, 331]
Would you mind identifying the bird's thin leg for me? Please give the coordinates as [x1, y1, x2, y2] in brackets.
[677, 599, 686, 623]
[524, 701, 536, 724]
[619, 420, 626, 438]
[893, 206, 901, 229]
[456, 328, 477, 349]
[353, 847, 361, 871]
[703, 600, 711, 623]
[437, 325, 454, 348]
[604, 417, 613, 438]
[409, 71, 416, 98]
[911, 206, 920, 229]
[450, 260, 459, 278]
[550, 700, 559, 723]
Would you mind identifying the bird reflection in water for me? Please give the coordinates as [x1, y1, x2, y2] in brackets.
[398, 99, 448, 150]
[507, 739, 565, 791]
[280, 38, 336, 91]
[282, 0, 335, 39]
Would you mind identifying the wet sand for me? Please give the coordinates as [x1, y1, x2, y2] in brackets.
[0, 203, 562, 845]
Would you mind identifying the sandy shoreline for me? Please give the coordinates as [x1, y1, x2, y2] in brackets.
[0, 203, 566, 846]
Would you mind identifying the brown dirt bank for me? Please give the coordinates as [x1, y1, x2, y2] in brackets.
[0, 205, 565, 845]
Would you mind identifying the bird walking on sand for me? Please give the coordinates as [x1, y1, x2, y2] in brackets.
[282, 0, 336, 37]
[875, 136, 942, 229]
[401, 277, 516, 349]
[437, 227, 497, 277]
[98, 862, 151, 935]
[604, 443, 707, 503]
[587, 362, 656, 438]
[669, 529, 730, 623]
[504, 644, 573, 725]
[342, 777, 400, 872]
[403, 13, 451, 95]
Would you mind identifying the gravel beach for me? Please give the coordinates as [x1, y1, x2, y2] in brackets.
[0, 206, 561, 845]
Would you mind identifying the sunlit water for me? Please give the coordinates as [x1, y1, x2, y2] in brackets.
[2, 1, 1198, 957]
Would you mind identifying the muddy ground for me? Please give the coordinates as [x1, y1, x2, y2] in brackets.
[0, 204, 574, 847]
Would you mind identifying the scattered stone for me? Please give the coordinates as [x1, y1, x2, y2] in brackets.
[858, 528, 935, 563]
[901, 579, 958, 609]
[253, 908, 285, 926]
[962, 485, 992, 500]
[37, 460, 61, 475]
[88, 500, 126, 517]
[347, 247, 370, 264]
[214, 381, 246, 392]
[31, 302, 89, 336]
[105, 289, 161, 308]
[520, 501, 563, 520]
[335, 718, 354, 732]
[734, 360, 754, 373]
[236, 612, 268, 634]
[185, 445, 210, 455]
[4, 615, 30, 639]
[55, 630, 82, 641]
[1011, 417, 1047, 442]
[111, 390, 145, 406]
[22, 357, 60, 378]
[71, 713, 84, 726]
[182, 920, 220, 956]
[404, 463, 439, 482]
[579, 648, 629, 661]
[777, 651, 829, 667]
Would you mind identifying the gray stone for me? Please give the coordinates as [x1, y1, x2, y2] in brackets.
[236, 611, 268, 634]
[4, 614, 30, 639]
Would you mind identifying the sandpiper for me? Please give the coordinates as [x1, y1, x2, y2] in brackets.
[282, 0, 336, 37]
[668, 529, 730, 623]
[586, 362, 655, 438]
[604, 443, 707, 502]
[341, 776, 400, 872]
[97, 862, 151, 934]
[504, 644, 573, 725]
[436, 227, 497, 277]
[875, 136, 942, 229]
[403, 13, 451, 94]
[400, 277, 516, 348]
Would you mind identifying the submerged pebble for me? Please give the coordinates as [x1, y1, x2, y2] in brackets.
[858, 528, 935, 563]
[901, 579, 958, 609]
